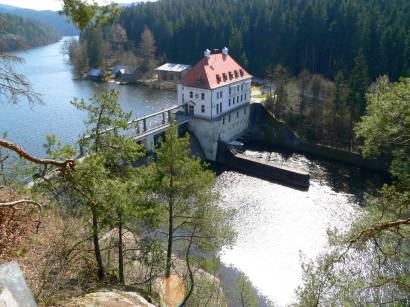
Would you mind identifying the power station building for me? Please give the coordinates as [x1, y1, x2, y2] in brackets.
[177, 47, 252, 160]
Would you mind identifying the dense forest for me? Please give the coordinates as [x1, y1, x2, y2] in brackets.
[1, 1, 410, 306]
[0, 4, 78, 36]
[120, 0, 410, 81]
[0, 13, 60, 51]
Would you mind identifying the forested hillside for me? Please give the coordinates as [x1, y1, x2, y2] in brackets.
[120, 0, 410, 80]
[0, 4, 78, 36]
[0, 13, 60, 51]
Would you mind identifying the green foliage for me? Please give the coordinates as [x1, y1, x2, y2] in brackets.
[81, 26, 104, 68]
[119, 0, 410, 80]
[356, 77, 410, 182]
[135, 26, 158, 78]
[348, 50, 370, 122]
[72, 89, 142, 166]
[0, 12, 59, 51]
[235, 272, 257, 307]
[0, 4, 78, 36]
[149, 124, 236, 302]
[296, 77, 410, 305]
[62, 0, 122, 31]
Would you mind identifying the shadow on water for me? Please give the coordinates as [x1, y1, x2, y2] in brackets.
[237, 142, 390, 205]
[210, 142, 390, 306]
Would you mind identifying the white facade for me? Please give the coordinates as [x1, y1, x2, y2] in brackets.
[178, 78, 252, 161]
[177, 79, 251, 120]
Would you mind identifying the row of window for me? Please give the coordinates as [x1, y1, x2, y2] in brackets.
[187, 84, 249, 101]
[216, 102, 223, 114]
[229, 93, 247, 106]
[189, 91, 206, 100]
[215, 69, 245, 83]
[222, 108, 247, 125]
[229, 83, 247, 95]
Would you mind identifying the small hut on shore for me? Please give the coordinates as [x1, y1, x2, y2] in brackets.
[88, 68, 104, 81]
[155, 63, 191, 82]
[113, 64, 137, 81]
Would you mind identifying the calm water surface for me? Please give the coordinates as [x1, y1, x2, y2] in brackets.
[0, 37, 176, 156]
[0, 38, 384, 306]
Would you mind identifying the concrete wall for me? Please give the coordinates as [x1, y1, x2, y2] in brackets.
[216, 142, 310, 189]
[188, 104, 250, 161]
[248, 102, 390, 173]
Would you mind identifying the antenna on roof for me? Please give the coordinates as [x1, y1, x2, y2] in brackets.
[204, 49, 211, 59]
[222, 47, 229, 56]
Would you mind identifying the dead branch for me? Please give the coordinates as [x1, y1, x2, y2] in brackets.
[350, 218, 410, 245]
[0, 139, 75, 171]
[0, 199, 42, 210]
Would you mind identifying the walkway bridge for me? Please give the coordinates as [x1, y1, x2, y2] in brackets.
[80, 104, 192, 155]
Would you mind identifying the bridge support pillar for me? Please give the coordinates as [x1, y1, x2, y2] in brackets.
[143, 134, 155, 152]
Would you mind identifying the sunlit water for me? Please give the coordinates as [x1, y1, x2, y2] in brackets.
[216, 150, 366, 306]
[0, 38, 385, 306]
[0, 37, 176, 156]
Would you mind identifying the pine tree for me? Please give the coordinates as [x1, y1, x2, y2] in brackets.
[151, 125, 236, 303]
[136, 26, 158, 78]
[273, 64, 290, 117]
[85, 26, 104, 68]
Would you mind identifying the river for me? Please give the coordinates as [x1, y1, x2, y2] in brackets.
[0, 38, 385, 306]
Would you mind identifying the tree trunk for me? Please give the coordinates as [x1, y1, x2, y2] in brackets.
[180, 226, 197, 306]
[91, 206, 105, 281]
[118, 216, 125, 284]
[165, 198, 173, 278]
[165, 162, 174, 278]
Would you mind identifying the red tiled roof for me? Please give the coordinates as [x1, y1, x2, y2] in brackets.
[181, 53, 252, 89]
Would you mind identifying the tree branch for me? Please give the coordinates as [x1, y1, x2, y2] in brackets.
[0, 139, 75, 171]
[0, 199, 42, 210]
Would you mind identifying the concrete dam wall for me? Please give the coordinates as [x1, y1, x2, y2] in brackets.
[216, 142, 310, 190]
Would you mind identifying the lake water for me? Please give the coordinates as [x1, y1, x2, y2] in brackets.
[0, 38, 384, 306]
[0, 37, 176, 156]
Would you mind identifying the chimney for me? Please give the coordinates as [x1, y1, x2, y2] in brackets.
[222, 47, 229, 56]
[204, 49, 211, 58]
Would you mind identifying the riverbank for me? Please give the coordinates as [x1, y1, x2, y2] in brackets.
[247, 102, 390, 174]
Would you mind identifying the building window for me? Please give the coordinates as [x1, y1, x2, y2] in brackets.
[201, 93, 205, 100]
[201, 105, 205, 113]
[220, 103, 222, 113]
[241, 95, 243, 102]
[237, 85, 240, 91]
[229, 87, 232, 95]
[223, 117, 225, 125]
[229, 98, 231, 106]
[245, 93, 247, 100]
[190, 91, 193, 98]
[237, 111, 239, 118]
[241, 84, 244, 91]
[220, 91, 223, 98]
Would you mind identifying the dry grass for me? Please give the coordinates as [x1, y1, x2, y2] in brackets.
[0, 187, 39, 262]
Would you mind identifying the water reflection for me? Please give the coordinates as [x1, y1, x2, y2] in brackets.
[215, 147, 386, 306]
[0, 37, 176, 156]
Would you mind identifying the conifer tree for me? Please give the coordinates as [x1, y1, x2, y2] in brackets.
[151, 125, 236, 303]
[136, 26, 158, 78]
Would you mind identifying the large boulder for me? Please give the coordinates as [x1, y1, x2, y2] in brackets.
[66, 290, 156, 307]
